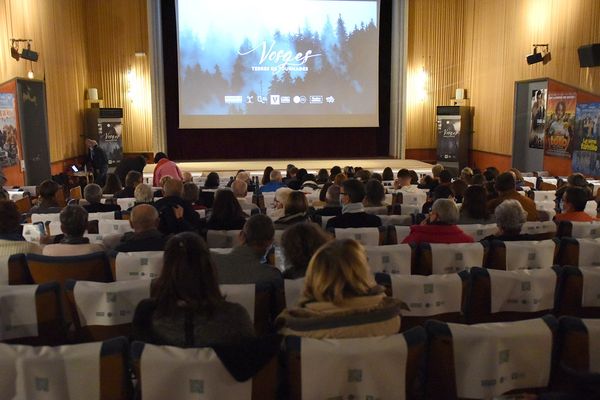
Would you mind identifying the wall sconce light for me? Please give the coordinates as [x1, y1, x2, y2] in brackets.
[527, 44, 551, 65]
[415, 67, 428, 102]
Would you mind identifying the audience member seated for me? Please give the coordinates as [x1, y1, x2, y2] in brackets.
[271, 187, 293, 219]
[487, 172, 538, 221]
[205, 189, 247, 231]
[0, 200, 41, 256]
[556, 173, 592, 203]
[132, 232, 255, 347]
[286, 167, 302, 190]
[382, 167, 394, 181]
[555, 187, 598, 222]
[152, 152, 183, 187]
[82, 183, 121, 213]
[273, 191, 309, 228]
[212, 215, 282, 286]
[276, 239, 405, 338]
[203, 171, 220, 189]
[481, 199, 536, 242]
[183, 182, 205, 211]
[153, 175, 171, 198]
[333, 172, 348, 187]
[363, 179, 386, 207]
[30, 179, 62, 213]
[394, 168, 418, 192]
[114, 170, 142, 199]
[131, 183, 154, 209]
[422, 185, 454, 214]
[354, 169, 372, 182]
[259, 169, 286, 193]
[154, 179, 201, 235]
[229, 170, 256, 193]
[114, 204, 167, 252]
[43, 205, 105, 256]
[280, 223, 331, 279]
[508, 168, 526, 190]
[403, 199, 474, 245]
[418, 164, 443, 190]
[313, 184, 342, 217]
[102, 172, 123, 195]
[114, 155, 146, 184]
[182, 171, 193, 183]
[261, 166, 273, 186]
[232, 178, 260, 215]
[316, 168, 329, 184]
[471, 173, 485, 186]
[326, 179, 381, 229]
[460, 167, 473, 184]
[450, 178, 468, 203]
[458, 185, 495, 224]
[300, 174, 319, 191]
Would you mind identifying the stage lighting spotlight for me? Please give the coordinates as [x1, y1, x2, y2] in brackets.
[10, 46, 20, 61]
[527, 44, 550, 65]
[20, 43, 38, 62]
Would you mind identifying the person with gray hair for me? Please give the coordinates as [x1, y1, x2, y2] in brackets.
[259, 169, 286, 193]
[133, 183, 154, 206]
[82, 183, 121, 213]
[232, 179, 260, 214]
[402, 198, 474, 244]
[482, 199, 536, 241]
[42, 205, 105, 256]
[314, 184, 342, 217]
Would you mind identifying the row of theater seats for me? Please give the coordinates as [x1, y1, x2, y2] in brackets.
[1, 253, 598, 346]
[0, 316, 597, 399]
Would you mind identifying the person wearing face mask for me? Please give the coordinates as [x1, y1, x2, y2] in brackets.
[325, 179, 381, 230]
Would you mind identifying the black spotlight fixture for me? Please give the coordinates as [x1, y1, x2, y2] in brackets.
[20, 43, 38, 62]
[527, 44, 551, 65]
[9, 39, 39, 62]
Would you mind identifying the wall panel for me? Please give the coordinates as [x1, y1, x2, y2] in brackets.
[407, 0, 600, 158]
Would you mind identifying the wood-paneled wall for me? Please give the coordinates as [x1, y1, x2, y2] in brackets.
[407, 0, 600, 156]
[0, 0, 152, 169]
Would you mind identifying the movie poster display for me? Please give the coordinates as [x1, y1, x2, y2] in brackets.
[437, 115, 461, 162]
[528, 89, 546, 149]
[544, 92, 576, 158]
[98, 122, 123, 165]
[572, 102, 600, 175]
[0, 93, 21, 167]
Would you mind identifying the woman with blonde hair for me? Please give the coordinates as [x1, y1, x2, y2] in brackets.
[276, 239, 405, 338]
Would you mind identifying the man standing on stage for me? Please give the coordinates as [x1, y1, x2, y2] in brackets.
[85, 138, 108, 187]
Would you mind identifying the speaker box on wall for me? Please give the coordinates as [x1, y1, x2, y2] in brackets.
[578, 44, 600, 67]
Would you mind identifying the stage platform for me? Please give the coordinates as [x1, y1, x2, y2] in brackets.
[142, 158, 434, 180]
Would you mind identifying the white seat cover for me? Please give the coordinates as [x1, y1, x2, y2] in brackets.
[394, 226, 411, 243]
[457, 224, 497, 241]
[0, 341, 102, 400]
[0, 285, 38, 340]
[21, 223, 43, 243]
[31, 213, 61, 224]
[534, 200, 555, 212]
[583, 319, 600, 373]
[116, 198, 136, 210]
[576, 238, 600, 267]
[301, 335, 408, 400]
[365, 244, 411, 274]
[0, 255, 9, 285]
[334, 228, 380, 246]
[580, 267, 600, 307]
[401, 192, 427, 207]
[220, 284, 255, 321]
[209, 248, 233, 255]
[140, 344, 252, 400]
[399, 204, 420, 215]
[284, 278, 305, 308]
[320, 215, 335, 229]
[390, 274, 462, 316]
[115, 251, 164, 281]
[430, 243, 484, 274]
[584, 201, 597, 218]
[195, 209, 206, 219]
[48, 221, 62, 236]
[504, 240, 555, 270]
[533, 191, 555, 202]
[521, 221, 557, 236]
[73, 280, 151, 326]
[88, 212, 116, 221]
[273, 230, 284, 246]
[487, 269, 557, 313]
[378, 215, 412, 227]
[206, 230, 242, 248]
[83, 233, 106, 245]
[449, 318, 552, 399]
[569, 221, 600, 239]
[98, 220, 133, 235]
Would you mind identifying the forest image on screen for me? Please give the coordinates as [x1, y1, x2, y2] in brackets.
[177, 0, 380, 128]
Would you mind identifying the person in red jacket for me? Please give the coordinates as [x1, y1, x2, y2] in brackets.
[402, 198, 474, 244]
